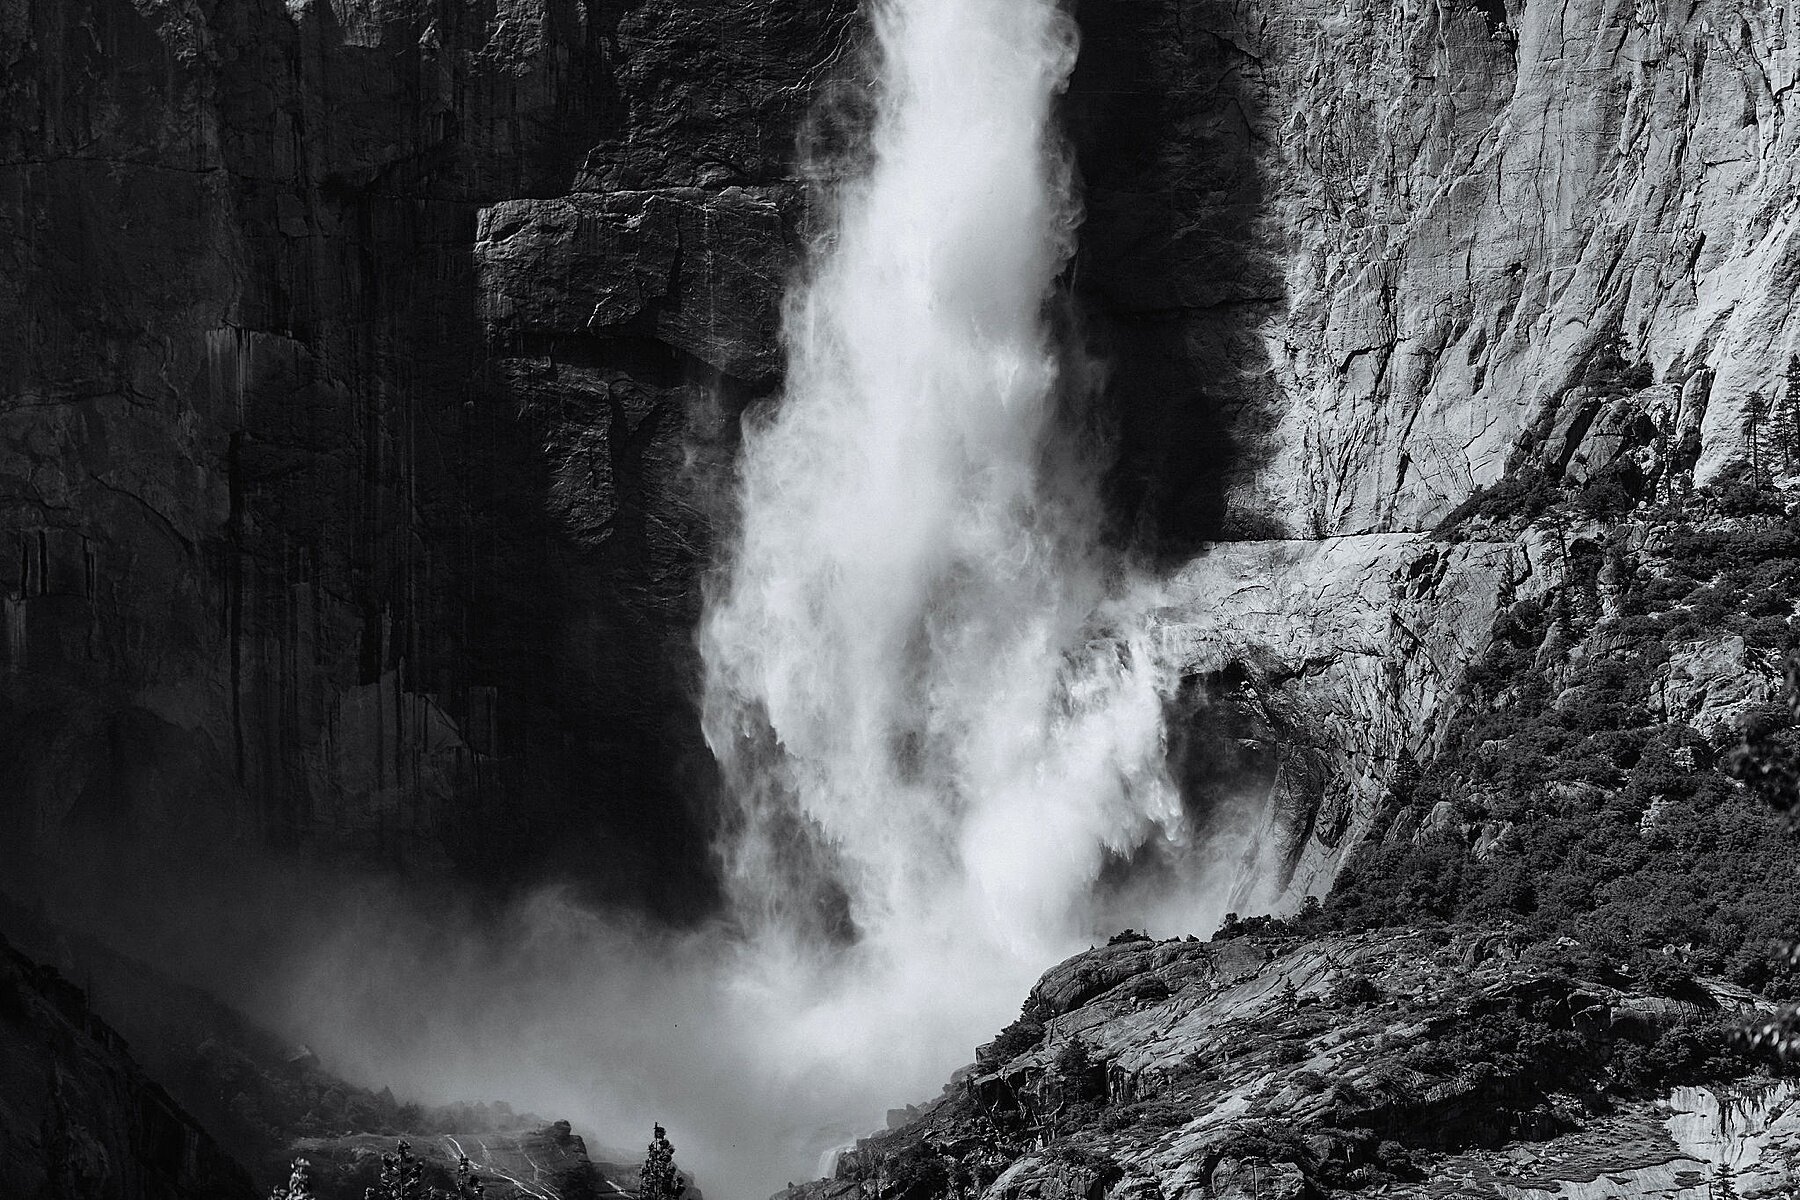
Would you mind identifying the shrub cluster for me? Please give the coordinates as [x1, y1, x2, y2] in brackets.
[1325, 499, 1800, 997]
[978, 1007, 1048, 1069]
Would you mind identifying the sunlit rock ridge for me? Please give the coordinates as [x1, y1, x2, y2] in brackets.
[781, 927, 1800, 1200]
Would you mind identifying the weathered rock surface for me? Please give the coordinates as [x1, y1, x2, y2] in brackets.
[1153, 534, 1525, 899]
[1071, 0, 1800, 905]
[0, 0, 853, 907]
[1160, 489, 1800, 908]
[2, 0, 1797, 1063]
[1071, 0, 1800, 908]
[1652, 634, 1783, 738]
[1080, 0, 1800, 538]
[0, 932, 255, 1199]
[5, 0, 1798, 914]
[784, 928, 1793, 1200]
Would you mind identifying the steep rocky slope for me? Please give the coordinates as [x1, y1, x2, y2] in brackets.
[7, 1, 1800, 1196]
[784, 928, 1796, 1200]
[0, 932, 255, 1199]
[1091, 0, 1800, 894]
[0, 888, 612, 1194]
[1170, 467, 1800, 920]
[1077, 0, 1800, 536]
[291, 1122, 634, 1200]
[0, 892, 635, 1197]
[1153, 533, 1519, 903]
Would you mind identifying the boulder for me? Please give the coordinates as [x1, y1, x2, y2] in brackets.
[1653, 636, 1780, 741]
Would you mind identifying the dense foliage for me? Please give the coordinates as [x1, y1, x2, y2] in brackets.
[1329, 487, 1800, 996]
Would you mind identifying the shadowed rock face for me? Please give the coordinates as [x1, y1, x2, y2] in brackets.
[0, 933, 255, 1200]
[1080, 0, 1800, 539]
[0, 0, 855, 912]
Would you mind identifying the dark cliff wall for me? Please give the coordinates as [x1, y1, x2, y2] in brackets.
[0, 0, 856, 912]
[0, 931, 255, 1199]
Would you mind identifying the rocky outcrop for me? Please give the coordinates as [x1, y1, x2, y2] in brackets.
[293, 1122, 632, 1200]
[1070, 0, 1800, 904]
[787, 928, 1792, 1200]
[0, 890, 633, 1196]
[1153, 534, 1526, 899]
[1652, 634, 1783, 738]
[0, 932, 255, 1199]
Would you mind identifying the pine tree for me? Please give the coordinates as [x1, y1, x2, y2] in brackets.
[1746, 391, 1768, 488]
[271, 1159, 315, 1200]
[1388, 749, 1422, 805]
[640, 1125, 686, 1200]
[1785, 354, 1800, 473]
[1583, 328, 1633, 396]
[354, 1139, 484, 1200]
[366, 1140, 427, 1200]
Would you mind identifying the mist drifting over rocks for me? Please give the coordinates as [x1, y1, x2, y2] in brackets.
[282, 2, 1250, 1194]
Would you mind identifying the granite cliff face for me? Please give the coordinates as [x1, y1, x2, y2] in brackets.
[3, 0, 1797, 919]
[1076, 0, 1800, 536]
[1073, 0, 1800, 894]
[0, 0, 854, 908]
[6, 0, 1800, 1196]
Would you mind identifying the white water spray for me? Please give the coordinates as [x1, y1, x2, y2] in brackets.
[246, 4, 1257, 1197]
[702, 0, 1189, 1020]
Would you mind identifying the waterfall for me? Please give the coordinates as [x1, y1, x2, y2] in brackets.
[269, 8, 1227, 1196]
[701, 0, 1186, 980]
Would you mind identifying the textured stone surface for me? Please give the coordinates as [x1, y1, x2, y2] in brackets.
[0, 933, 255, 1200]
[1076, 0, 1800, 539]
[4, 0, 1799, 920]
[1059, 0, 1800, 904]
[786, 929, 1795, 1200]
[0, 0, 853, 909]
[1652, 634, 1781, 738]
[1071, 0, 1800, 904]
[1151, 534, 1527, 899]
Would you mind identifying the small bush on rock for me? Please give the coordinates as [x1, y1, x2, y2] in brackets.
[978, 1007, 1047, 1069]
[1332, 973, 1383, 1008]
